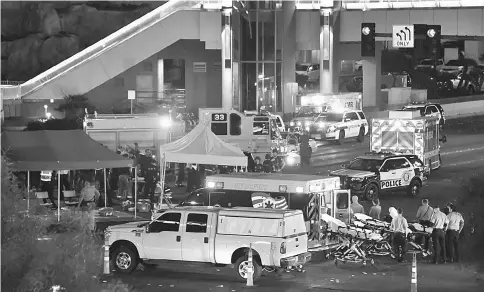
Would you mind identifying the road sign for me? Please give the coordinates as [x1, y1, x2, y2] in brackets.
[392, 25, 414, 48]
[128, 90, 136, 100]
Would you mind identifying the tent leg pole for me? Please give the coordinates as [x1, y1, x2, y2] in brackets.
[57, 171, 61, 222]
[160, 158, 165, 206]
[104, 168, 107, 208]
[26, 171, 30, 210]
[134, 166, 137, 219]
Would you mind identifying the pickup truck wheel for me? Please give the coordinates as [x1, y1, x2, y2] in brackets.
[112, 246, 138, 274]
[234, 255, 262, 282]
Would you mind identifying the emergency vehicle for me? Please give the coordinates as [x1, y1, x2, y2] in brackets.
[179, 173, 351, 250]
[199, 108, 287, 161]
[244, 110, 285, 133]
[330, 152, 428, 200]
[83, 113, 185, 152]
[289, 93, 362, 133]
[370, 110, 442, 171]
[309, 109, 368, 144]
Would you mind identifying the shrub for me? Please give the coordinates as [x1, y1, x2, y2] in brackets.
[1, 158, 134, 292]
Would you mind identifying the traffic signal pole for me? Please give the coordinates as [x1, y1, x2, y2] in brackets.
[360, 23, 381, 109]
[319, 9, 334, 94]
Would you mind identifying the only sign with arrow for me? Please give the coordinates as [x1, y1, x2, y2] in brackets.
[393, 25, 414, 48]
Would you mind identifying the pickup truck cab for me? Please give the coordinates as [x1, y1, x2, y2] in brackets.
[105, 206, 311, 282]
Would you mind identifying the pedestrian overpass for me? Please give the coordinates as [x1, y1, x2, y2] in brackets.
[2, 0, 484, 115]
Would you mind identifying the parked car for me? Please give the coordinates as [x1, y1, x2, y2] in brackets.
[440, 59, 483, 87]
[415, 59, 445, 73]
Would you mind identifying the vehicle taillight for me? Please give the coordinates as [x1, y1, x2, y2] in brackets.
[280, 242, 286, 254]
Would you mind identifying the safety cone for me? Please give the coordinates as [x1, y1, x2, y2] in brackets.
[246, 244, 254, 287]
[410, 252, 417, 292]
[103, 245, 110, 275]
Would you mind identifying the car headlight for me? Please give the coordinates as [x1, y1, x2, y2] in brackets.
[297, 121, 302, 126]
[327, 125, 336, 133]
[290, 121, 295, 127]
[350, 177, 364, 182]
[286, 156, 296, 165]
[305, 126, 310, 131]
[318, 122, 324, 128]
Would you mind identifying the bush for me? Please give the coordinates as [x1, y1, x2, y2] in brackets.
[1, 158, 135, 292]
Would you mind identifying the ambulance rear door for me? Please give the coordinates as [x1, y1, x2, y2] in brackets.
[332, 189, 351, 224]
[371, 119, 417, 154]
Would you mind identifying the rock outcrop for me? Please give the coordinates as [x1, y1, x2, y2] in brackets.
[1, 1, 163, 81]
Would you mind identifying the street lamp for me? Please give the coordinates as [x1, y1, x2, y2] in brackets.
[46, 112, 52, 119]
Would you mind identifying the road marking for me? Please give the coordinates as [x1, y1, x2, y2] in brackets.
[446, 157, 484, 167]
[441, 145, 484, 156]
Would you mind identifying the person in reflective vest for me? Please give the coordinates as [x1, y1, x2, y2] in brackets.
[40, 171, 57, 209]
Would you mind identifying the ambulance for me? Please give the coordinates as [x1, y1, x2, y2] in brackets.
[83, 113, 185, 152]
[370, 110, 442, 172]
[179, 173, 351, 250]
[199, 108, 287, 160]
[289, 93, 362, 132]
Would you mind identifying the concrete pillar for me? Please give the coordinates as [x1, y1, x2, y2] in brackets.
[282, 1, 297, 114]
[319, 9, 334, 94]
[221, 7, 233, 110]
[156, 59, 164, 100]
[464, 40, 484, 62]
[362, 42, 382, 109]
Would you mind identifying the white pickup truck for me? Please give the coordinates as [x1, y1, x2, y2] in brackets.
[105, 206, 311, 282]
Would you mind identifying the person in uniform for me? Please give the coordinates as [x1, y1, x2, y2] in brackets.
[186, 165, 197, 192]
[299, 133, 312, 168]
[350, 195, 365, 214]
[430, 206, 449, 264]
[368, 198, 381, 219]
[446, 203, 464, 263]
[262, 154, 273, 173]
[390, 208, 409, 263]
[416, 198, 434, 250]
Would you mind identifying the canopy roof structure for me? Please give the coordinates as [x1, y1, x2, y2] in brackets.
[160, 123, 248, 166]
[1, 130, 133, 171]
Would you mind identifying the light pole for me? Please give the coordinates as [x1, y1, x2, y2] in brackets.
[44, 105, 48, 116]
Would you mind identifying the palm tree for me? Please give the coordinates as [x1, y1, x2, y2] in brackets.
[56, 94, 95, 119]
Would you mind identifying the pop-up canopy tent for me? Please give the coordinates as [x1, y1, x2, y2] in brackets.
[1, 130, 134, 220]
[158, 123, 247, 202]
[160, 123, 248, 166]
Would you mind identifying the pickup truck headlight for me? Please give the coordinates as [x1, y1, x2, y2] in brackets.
[290, 121, 295, 127]
[327, 125, 336, 133]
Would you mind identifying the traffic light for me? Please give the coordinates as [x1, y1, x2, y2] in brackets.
[426, 25, 441, 59]
[361, 23, 376, 57]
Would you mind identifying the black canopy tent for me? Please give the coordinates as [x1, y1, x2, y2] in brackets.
[1, 130, 135, 220]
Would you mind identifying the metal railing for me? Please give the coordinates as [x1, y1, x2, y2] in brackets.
[1, 81, 24, 86]
[18, 0, 209, 99]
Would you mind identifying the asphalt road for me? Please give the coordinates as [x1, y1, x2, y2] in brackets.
[107, 116, 484, 292]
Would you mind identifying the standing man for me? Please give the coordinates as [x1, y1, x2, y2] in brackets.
[446, 203, 464, 263]
[390, 208, 409, 263]
[430, 206, 449, 264]
[350, 196, 365, 214]
[416, 198, 434, 251]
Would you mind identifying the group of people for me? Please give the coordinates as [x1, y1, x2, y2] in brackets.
[349, 196, 465, 264]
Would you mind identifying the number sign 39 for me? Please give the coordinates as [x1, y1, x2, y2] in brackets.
[212, 113, 227, 121]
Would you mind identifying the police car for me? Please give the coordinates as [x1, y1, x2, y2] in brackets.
[309, 110, 368, 144]
[400, 102, 446, 126]
[329, 152, 428, 200]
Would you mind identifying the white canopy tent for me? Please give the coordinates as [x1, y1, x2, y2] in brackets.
[160, 123, 248, 166]
[157, 123, 248, 204]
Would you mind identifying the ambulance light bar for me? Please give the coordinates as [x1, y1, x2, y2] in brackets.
[206, 181, 224, 189]
[279, 185, 287, 192]
[295, 186, 304, 193]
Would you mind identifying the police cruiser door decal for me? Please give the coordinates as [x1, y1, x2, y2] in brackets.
[381, 179, 403, 189]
